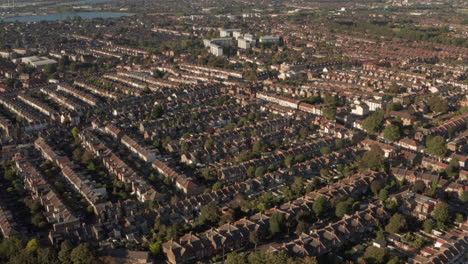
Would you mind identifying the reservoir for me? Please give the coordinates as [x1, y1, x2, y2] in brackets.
[1, 12, 131, 23]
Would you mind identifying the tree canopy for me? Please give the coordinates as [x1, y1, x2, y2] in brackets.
[426, 136, 447, 157]
[359, 144, 385, 171]
[383, 124, 401, 142]
[363, 111, 384, 134]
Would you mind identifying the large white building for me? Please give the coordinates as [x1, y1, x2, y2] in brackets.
[210, 43, 223, 56]
[16, 56, 57, 69]
[219, 28, 241, 37]
[238, 38, 252, 50]
[259, 36, 280, 44]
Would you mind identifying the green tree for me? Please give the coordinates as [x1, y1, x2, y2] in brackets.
[363, 111, 384, 134]
[359, 144, 385, 171]
[455, 213, 465, 223]
[252, 141, 264, 153]
[362, 246, 387, 264]
[370, 180, 384, 195]
[320, 146, 332, 155]
[212, 182, 223, 191]
[379, 188, 389, 201]
[323, 106, 336, 120]
[291, 177, 305, 196]
[198, 202, 221, 225]
[149, 241, 162, 257]
[225, 252, 246, 264]
[428, 96, 449, 113]
[335, 200, 351, 217]
[285, 155, 294, 168]
[387, 256, 401, 264]
[255, 166, 266, 178]
[71, 127, 80, 138]
[26, 239, 39, 252]
[432, 202, 450, 228]
[200, 167, 215, 181]
[385, 213, 406, 234]
[70, 243, 95, 264]
[412, 180, 426, 194]
[249, 230, 260, 249]
[247, 166, 256, 178]
[4, 170, 16, 182]
[299, 126, 309, 139]
[423, 219, 433, 233]
[335, 139, 345, 149]
[383, 124, 401, 142]
[313, 196, 330, 218]
[58, 241, 73, 264]
[269, 212, 285, 236]
[460, 191, 468, 203]
[426, 136, 447, 157]
[204, 139, 214, 150]
[86, 161, 96, 171]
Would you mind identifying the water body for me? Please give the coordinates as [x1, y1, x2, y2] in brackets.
[1, 12, 130, 22]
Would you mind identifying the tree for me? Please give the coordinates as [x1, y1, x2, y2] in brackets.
[0, 237, 23, 261]
[426, 136, 447, 157]
[432, 202, 449, 228]
[383, 124, 401, 142]
[323, 106, 336, 120]
[86, 161, 96, 171]
[198, 202, 221, 225]
[212, 182, 223, 191]
[379, 188, 389, 201]
[324, 94, 338, 106]
[295, 154, 305, 164]
[204, 139, 214, 150]
[295, 220, 308, 235]
[363, 111, 384, 134]
[26, 239, 39, 252]
[58, 241, 73, 264]
[285, 155, 294, 168]
[299, 126, 309, 139]
[413, 180, 426, 194]
[249, 230, 260, 249]
[335, 200, 351, 218]
[269, 212, 285, 236]
[70, 243, 95, 264]
[428, 96, 449, 113]
[362, 246, 387, 264]
[423, 219, 433, 233]
[150, 105, 164, 119]
[3, 170, 16, 182]
[385, 213, 406, 234]
[255, 166, 266, 178]
[200, 167, 215, 181]
[445, 158, 459, 178]
[149, 241, 162, 257]
[359, 144, 385, 171]
[455, 213, 464, 223]
[252, 141, 264, 153]
[247, 166, 256, 178]
[37, 247, 60, 264]
[313, 196, 330, 218]
[387, 256, 401, 264]
[71, 127, 80, 138]
[370, 180, 384, 195]
[461, 191, 468, 203]
[291, 177, 305, 196]
[335, 139, 345, 149]
[225, 252, 246, 264]
[320, 146, 332, 155]
[180, 142, 189, 153]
